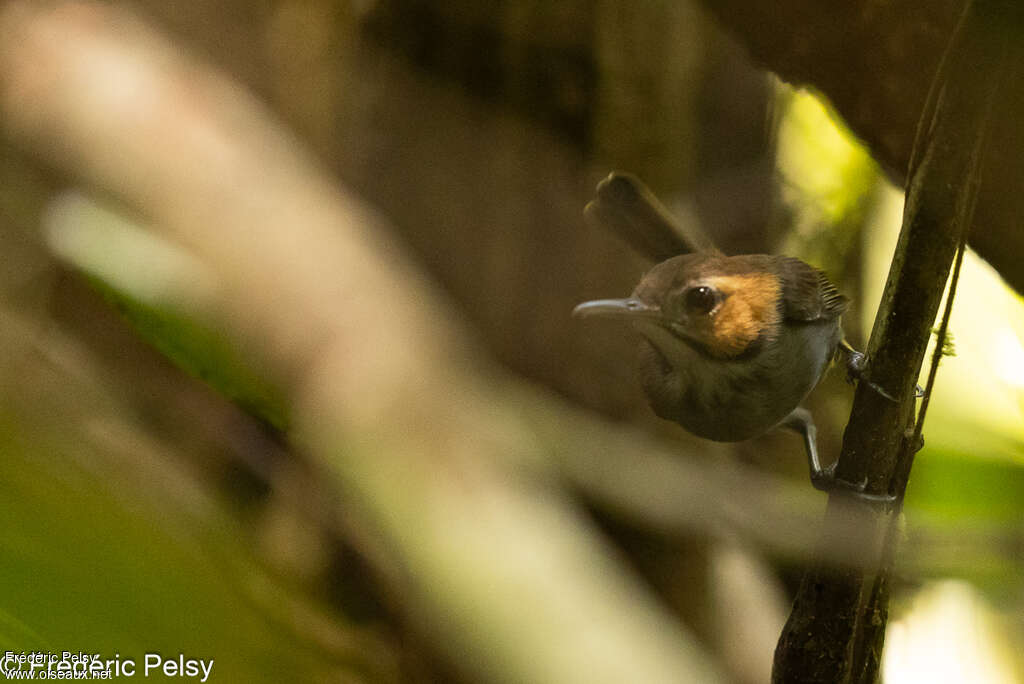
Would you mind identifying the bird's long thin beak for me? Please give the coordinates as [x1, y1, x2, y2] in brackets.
[572, 298, 661, 319]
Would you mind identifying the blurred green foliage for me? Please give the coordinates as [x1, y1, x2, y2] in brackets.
[0, 421, 337, 681]
[90, 275, 289, 432]
[775, 86, 880, 281]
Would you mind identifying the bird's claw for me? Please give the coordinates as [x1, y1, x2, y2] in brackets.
[811, 461, 898, 504]
[810, 460, 838, 489]
[904, 428, 925, 452]
[841, 344, 898, 402]
[844, 349, 867, 378]
[862, 378, 897, 402]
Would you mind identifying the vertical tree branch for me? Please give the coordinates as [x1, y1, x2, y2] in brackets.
[772, 2, 1015, 682]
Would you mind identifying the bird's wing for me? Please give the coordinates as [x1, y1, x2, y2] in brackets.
[778, 257, 849, 322]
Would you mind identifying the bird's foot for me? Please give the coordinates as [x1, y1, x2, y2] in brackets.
[810, 461, 898, 504]
[840, 341, 899, 402]
[785, 407, 898, 504]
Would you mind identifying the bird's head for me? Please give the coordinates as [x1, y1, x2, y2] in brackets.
[573, 254, 786, 360]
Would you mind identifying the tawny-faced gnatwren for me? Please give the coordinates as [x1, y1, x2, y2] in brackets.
[574, 173, 876, 495]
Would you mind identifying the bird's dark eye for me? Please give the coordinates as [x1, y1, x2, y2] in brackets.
[684, 285, 717, 314]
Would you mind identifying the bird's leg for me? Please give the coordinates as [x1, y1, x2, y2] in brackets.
[837, 339, 924, 400]
[782, 407, 830, 485]
[782, 407, 897, 503]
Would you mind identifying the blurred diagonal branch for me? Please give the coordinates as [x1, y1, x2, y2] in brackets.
[0, 3, 726, 682]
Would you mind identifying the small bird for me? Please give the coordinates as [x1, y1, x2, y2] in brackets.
[574, 172, 900, 497]
[575, 248, 869, 494]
